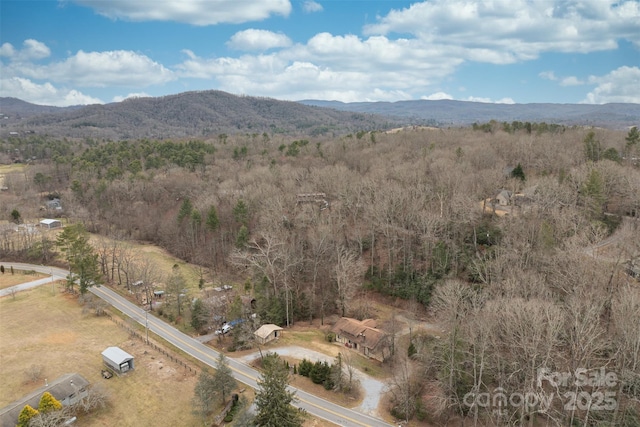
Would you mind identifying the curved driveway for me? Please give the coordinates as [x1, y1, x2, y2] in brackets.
[0, 264, 67, 297]
[0, 262, 394, 427]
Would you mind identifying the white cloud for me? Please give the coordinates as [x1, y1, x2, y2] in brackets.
[227, 29, 292, 51]
[22, 39, 51, 60]
[0, 43, 15, 57]
[364, 0, 640, 64]
[560, 76, 584, 86]
[422, 92, 453, 100]
[0, 77, 103, 106]
[73, 0, 292, 25]
[302, 1, 323, 13]
[539, 71, 557, 81]
[0, 39, 50, 61]
[583, 66, 640, 104]
[176, 33, 462, 101]
[112, 92, 152, 102]
[19, 50, 175, 87]
[465, 96, 515, 104]
[421, 93, 516, 103]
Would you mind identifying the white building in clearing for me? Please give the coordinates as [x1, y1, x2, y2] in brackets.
[39, 219, 62, 229]
[102, 347, 134, 374]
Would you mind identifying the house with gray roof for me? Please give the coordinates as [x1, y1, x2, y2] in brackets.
[0, 373, 89, 427]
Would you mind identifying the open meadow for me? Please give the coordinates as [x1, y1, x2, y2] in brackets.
[0, 283, 200, 426]
[0, 273, 346, 427]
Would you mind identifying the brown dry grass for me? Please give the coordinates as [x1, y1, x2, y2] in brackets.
[0, 285, 200, 426]
[0, 274, 342, 427]
[0, 269, 48, 289]
[0, 164, 26, 187]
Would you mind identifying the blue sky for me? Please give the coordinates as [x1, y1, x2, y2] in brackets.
[1, 0, 639, 106]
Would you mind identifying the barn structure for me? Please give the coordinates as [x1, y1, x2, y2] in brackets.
[102, 346, 134, 374]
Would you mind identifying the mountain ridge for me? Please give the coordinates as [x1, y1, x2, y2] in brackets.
[0, 91, 401, 139]
[1, 91, 638, 140]
[298, 99, 640, 129]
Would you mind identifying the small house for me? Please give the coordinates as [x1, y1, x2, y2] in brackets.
[331, 317, 390, 362]
[102, 346, 134, 374]
[495, 190, 512, 206]
[0, 373, 89, 427]
[39, 219, 62, 229]
[46, 198, 62, 211]
[254, 324, 283, 345]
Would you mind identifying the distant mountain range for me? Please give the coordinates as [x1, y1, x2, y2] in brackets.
[1, 91, 638, 140]
[0, 91, 401, 140]
[299, 99, 640, 130]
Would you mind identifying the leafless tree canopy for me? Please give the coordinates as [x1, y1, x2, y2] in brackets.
[3, 123, 640, 425]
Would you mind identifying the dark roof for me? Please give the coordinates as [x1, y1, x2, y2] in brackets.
[0, 373, 89, 427]
[331, 317, 387, 351]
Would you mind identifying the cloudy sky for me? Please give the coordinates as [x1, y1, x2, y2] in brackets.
[1, 0, 639, 106]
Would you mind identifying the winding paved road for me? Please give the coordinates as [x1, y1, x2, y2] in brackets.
[0, 262, 394, 427]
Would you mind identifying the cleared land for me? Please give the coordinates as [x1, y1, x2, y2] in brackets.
[0, 268, 47, 289]
[0, 284, 200, 426]
[0, 273, 344, 427]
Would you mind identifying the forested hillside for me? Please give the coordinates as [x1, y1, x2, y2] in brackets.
[1, 124, 639, 425]
[0, 91, 403, 140]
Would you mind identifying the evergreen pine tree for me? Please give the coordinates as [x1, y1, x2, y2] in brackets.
[254, 353, 302, 427]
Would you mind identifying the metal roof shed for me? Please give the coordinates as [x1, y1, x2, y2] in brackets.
[102, 346, 134, 374]
[39, 219, 62, 229]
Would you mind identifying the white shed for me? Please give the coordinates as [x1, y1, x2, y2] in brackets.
[40, 219, 62, 229]
[102, 347, 134, 374]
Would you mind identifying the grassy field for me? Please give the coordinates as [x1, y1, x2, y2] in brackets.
[0, 268, 48, 289]
[0, 284, 201, 426]
[0, 274, 341, 427]
[0, 164, 26, 187]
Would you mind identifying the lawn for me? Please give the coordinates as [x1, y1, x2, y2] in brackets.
[0, 285, 200, 427]
[0, 274, 342, 427]
[0, 268, 48, 289]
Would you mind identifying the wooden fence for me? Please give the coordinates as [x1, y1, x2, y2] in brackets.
[103, 312, 197, 376]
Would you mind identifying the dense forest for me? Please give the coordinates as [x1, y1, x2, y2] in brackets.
[1, 123, 639, 426]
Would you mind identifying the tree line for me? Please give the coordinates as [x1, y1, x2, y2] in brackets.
[1, 124, 639, 425]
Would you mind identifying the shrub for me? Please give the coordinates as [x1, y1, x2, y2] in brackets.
[310, 361, 331, 385]
[17, 405, 38, 427]
[408, 342, 417, 358]
[38, 392, 62, 413]
[298, 359, 313, 377]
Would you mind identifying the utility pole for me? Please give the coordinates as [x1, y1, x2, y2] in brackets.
[50, 268, 54, 295]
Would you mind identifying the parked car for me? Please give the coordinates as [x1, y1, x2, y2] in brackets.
[215, 323, 233, 335]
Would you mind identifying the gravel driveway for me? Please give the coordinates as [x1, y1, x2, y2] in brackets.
[238, 345, 386, 417]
